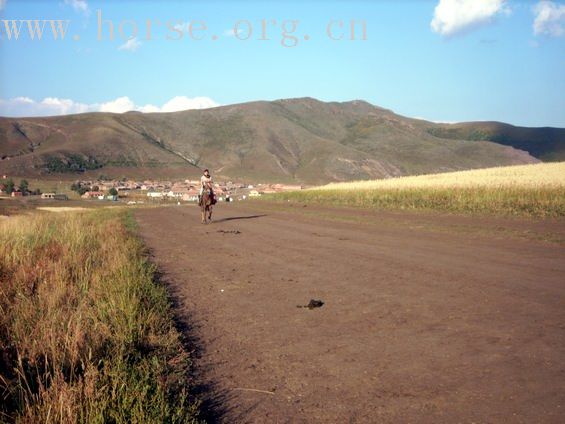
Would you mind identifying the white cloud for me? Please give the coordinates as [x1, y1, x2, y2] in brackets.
[118, 37, 141, 52]
[431, 0, 510, 37]
[0, 96, 92, 116]
[41, 97, 91, 114]
[99, 96, 136, 113]
[0, 96, 220, 117]
[0, 0, 6, 12]
[533, 1, 565, 37]
[138, 104, 161, 113]
[64, 0, 89, 15]
[158, 96, 219, 112]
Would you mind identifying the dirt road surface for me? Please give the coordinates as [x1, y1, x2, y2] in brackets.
[134, 202, 565, 423]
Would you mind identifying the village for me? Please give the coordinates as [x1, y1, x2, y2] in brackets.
[0, 174, 304, 203]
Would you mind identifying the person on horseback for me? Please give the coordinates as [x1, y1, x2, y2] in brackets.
[199, 169, 215, 204]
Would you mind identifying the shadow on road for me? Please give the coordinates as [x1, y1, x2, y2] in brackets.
[213, 214, 267, 223]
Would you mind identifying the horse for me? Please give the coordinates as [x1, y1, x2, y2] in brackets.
[199, 189, 215, 224]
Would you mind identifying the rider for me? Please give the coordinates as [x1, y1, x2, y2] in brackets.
[199, 168, 214, 204]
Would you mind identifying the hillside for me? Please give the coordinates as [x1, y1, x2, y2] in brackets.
[427, 122, 565, 161]
[0, 97, 560, 184]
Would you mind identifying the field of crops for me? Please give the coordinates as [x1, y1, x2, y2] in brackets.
[268, 162, 565, 217]
[320, 162, 565, 190]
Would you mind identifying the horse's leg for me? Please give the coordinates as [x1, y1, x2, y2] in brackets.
[201, 207, 206, 224]
[208, 205, 213, 221]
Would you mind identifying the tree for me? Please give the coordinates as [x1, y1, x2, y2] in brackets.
[109, 187, 118, 196]
[4, 179, 15, 194]
[19, 179, 29, 194]
[70, 182, 90, 195]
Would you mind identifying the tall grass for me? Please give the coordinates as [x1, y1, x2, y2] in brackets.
[318, 162, 565, 190]
[266, 162, 565, 217]
[0, 209, 200, 423]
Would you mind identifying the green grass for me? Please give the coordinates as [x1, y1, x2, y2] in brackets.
[0, 209, 200, 423]
[265, 186, 565, 218]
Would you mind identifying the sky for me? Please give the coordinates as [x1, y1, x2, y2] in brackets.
[0, 0, 564, 127]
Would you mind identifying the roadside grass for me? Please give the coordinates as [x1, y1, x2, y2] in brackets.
[0, 208, 200, 423]
[265, 162, 565, 218]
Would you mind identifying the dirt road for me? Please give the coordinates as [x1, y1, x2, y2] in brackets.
[134, 202, 565, 423]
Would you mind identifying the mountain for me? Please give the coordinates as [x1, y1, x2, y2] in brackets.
[426, 122, 565, 161]
[0, 97, 561, 184]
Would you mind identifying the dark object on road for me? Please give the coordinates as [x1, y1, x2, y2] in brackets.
[217, 230, 241, 234]
[297, 299, 324, 309]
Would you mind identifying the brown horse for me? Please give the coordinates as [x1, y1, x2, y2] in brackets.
[199, 189, 214, 224]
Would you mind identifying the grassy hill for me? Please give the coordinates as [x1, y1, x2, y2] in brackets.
[0, 97, 560, 183]
[426, 121, 565, 161]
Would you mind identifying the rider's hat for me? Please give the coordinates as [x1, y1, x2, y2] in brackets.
[203, 168, 209, 173]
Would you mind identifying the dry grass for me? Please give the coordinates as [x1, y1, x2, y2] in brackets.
[36, 207, 90, 213]
[0, 209, 200, 423]
[267, 163, 565, 217]
[318, 162, 565, 190]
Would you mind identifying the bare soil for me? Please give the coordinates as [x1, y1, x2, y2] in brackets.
[134, 202, 565, 423]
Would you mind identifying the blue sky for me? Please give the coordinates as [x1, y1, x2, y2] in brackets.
[0, 0, 564, 127]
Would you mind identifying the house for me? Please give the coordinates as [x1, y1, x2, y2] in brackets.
[166, 190, 186, 199]
[11, 191, 23, 197]
[81, 191, 104, 199]
[41, 193, 68, 200]
[147, 191, 164, 198]
[248, 190, 261, 197]
[167, 183, 192, 198]
[182, 189, 200, 202]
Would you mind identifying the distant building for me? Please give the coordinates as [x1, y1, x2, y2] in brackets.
[248, 190, 261, 197]
[11, 191, 23, 197]
[41, 193, 68, 200]
[166, 189, 191, 199]
[147, 191, 164, 198]
[81, 191, 104, 199]
[182, 188, 200, 202]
